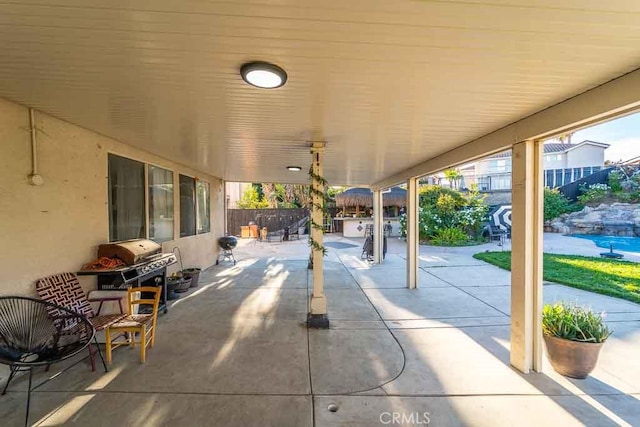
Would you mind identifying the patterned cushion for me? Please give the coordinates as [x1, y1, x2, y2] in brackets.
[37, 273, 126, 331]
[36, 273, 93, 318]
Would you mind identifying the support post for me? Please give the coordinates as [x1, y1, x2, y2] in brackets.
[373, 189, 384, 264]
[223, 181, 228, 235]
[510, 140, 544, 373]
[308, 142, 329, 328]
[406, 177, 419, 289]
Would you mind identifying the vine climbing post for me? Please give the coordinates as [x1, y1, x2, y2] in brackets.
[406, 177, 419, 289]
[308, 141, 329, 328]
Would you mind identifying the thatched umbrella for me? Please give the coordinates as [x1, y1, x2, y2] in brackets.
[335, 187, 374, 208]
[335, 187, 406, 216]
[382, 186, 406, 207]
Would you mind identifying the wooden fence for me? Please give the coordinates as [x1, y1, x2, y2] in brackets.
[227, 208, 309, 236]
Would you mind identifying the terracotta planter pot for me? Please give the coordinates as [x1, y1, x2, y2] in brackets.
[543, 335, 604, 379]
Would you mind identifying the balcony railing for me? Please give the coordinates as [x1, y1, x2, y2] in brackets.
[457, 166, 603, 192]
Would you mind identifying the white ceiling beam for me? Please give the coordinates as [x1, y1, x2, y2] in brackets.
[372, 68, 640, 191]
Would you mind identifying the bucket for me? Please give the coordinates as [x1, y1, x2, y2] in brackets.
[183, 268, 201, 288]
[168, 277, 191, 292]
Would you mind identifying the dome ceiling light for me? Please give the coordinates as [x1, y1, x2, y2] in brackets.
[240, 62, 287, 89]
[286, 166, 302, 172]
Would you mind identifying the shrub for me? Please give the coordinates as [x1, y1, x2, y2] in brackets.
[543, 188, 576, 222]
[398, 213, 407, 238]
[431, 227, 468, 246]
[542, 302, 611, 343]
[616, 168, 640, 202]
[236, 186, 269, 209]
[419, 185, 465, 208]
[608, 170, 624, 193]
[577, 183, 610, 204]
[399, 185, 489, 244]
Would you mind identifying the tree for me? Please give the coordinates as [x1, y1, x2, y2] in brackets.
[261, 183, 278, 208]
[444, 168, 462, 190]
[237, 186, 269, 209]
[292, 184, 311, 208]
[259, 183, 303, 208]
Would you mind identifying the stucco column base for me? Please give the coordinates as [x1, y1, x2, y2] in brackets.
[309, 294, 329, 328]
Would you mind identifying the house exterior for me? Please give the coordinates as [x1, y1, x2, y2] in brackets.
[0, 99, 225, 297]
[461, 140, 609, 191]
[225, 182, 253, 209]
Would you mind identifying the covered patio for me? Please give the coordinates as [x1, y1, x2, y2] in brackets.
[1, 237, 638, 426]
[2, 1, 640, 425]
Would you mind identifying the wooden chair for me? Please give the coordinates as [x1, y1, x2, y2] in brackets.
[105, 286, 161, 364]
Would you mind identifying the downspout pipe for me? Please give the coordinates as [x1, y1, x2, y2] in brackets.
[28, 108, 44, 186]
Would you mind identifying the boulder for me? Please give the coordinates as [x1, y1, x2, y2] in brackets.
[548, 203, 640, 236]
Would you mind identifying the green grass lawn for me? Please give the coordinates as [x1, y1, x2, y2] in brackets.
[473, 251, 640, 304]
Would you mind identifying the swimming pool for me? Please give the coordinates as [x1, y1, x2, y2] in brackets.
[572, 234, 640, 253]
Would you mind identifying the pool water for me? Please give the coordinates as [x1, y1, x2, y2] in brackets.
[572, 234, 640, 253]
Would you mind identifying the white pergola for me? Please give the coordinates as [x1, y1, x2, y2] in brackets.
[1, 0, 640, 374]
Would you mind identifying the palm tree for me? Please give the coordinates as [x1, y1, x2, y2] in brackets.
[444, 168, 462, 190]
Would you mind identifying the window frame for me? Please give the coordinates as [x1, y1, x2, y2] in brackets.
[196, 179, 211, 234]
[179, 173, 211, 238]
[107, 151, 176, 244]
[107, 153, 211, 243]
[148, 164, 175, 243]
[107, 153, 147, 242]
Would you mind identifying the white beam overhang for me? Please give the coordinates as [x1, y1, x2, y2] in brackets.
[372, 67, 640, 191]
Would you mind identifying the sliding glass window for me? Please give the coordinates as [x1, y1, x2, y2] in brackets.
[196, 180, 211, 234]
[149, 166, 174, 242]
[108, 154, 146, 241]
[180, 174, 197, 237]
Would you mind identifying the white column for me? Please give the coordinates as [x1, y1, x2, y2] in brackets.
[406, 177, 419, 289]
[373, 189, 384, 264]
[510, 140, 544, 373]
[223, 181, 228, 235]
[309, 142, 329, 327]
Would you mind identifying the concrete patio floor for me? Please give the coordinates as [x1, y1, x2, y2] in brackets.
[1, 234, 639, 426]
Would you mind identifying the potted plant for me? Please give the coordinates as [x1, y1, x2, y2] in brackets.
[542, 302, 612, 379]
[167, 272, 191, 293]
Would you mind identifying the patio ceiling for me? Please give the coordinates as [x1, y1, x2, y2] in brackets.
[0, 1, 639, 185]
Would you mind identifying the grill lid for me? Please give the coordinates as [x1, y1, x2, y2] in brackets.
[98, 239, 161, 265]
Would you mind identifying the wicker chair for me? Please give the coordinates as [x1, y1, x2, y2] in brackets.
[36, 272, 126, 371]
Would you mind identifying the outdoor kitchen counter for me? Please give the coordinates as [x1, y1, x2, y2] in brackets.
[332, 217, 401, 238]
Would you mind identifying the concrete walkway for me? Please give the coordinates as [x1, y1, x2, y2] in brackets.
[1, 234, 639, 426]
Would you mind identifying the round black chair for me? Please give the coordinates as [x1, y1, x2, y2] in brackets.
[0, 296, 98, 427]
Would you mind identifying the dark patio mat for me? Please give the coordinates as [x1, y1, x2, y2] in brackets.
[324, 242, 359, 249]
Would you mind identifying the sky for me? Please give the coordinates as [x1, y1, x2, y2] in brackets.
[557, 112, 640, 162]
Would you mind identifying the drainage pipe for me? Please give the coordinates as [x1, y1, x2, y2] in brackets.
[28, 108, 44, 186]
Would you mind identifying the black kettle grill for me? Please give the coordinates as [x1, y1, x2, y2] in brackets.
[216, 236, 238, 265]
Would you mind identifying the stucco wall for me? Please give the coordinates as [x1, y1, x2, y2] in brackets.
[543, 153, 567, 169]
[0, 97, 224, 296]
[566, 144, 605, 169]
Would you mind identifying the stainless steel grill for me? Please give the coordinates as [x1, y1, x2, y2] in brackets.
[78, 239, 177, 314]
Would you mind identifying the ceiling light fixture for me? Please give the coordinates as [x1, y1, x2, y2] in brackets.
[286, 166, 302, 172]
[240, 62, 287, 89]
